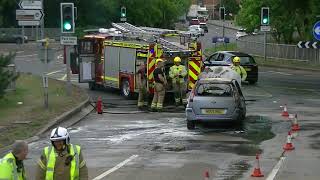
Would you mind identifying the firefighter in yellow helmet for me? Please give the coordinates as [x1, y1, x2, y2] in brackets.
[36, 127, 88, 180]
[169, 56, 188, 106]
[0, 141, 28, 180]
[231, 56, 247, 82]
[151, 59, 167, 112]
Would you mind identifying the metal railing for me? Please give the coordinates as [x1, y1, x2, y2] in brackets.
[236, 39, 320, 64]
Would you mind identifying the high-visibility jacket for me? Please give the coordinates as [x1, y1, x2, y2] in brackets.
[231, 65, 247, 81]
[0, 152, 26, 180]
[169, 65, 187, 83]
[37, 144, 84, 180]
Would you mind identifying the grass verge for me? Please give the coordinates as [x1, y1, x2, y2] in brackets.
[0, 74, 87, 148]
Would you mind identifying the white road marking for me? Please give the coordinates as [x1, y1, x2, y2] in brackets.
[57, 54, 63, 59]
[92, 155, 139, 180]
[16, 51, 24, 54]
[266, 156, 286, 180]
[16, 54, 38, 58]
[58, 74, 67, 80]
[266, 71, 292, 76]
[46, 69, 64, 76]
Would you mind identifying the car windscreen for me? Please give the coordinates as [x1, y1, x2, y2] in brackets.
[196, 83, 233, 97]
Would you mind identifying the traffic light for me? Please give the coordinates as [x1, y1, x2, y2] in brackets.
[261, 7, 270, 25]
[60, 3, 75, 33]
[121, 6, 126, 18]
[219, 7, 225, 21]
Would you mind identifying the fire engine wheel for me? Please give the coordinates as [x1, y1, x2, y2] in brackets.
[121, 79, 132, 99]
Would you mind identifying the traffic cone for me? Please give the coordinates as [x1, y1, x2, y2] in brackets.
[283, 131, 295, 151]
[291, 114, 300, 131]
[281, 104, 289, 117]
[251, 154, 264, 177]
[96, 96, 103, 114]
[203, 170, 210, 180]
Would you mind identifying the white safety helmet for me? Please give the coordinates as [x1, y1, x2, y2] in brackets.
[50, 127, 70, 144]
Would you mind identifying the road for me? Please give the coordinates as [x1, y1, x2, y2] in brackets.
[4, 23, 320, 179]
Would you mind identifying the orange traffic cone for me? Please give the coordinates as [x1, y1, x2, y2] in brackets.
[283, 131, 295, 151]
[203, 170, 210, 180]
[281, 104, 289, 117]
[291, 114, 300, 131]
[96, 96, 103, 114]
[251, 154, 264, 177]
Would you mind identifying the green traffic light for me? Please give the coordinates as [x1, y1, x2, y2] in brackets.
[263, 18, 268, 24]
[64, 22, 72, 30]
[121, 13, 126, 17]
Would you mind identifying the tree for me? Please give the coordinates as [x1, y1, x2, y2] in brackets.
[0, 53, 19, 98]
[217, 0, 240, 20]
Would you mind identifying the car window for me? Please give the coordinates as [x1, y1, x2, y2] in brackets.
[196, 83, 233, 97]
[223, 54, 232, 62]
[236, 56, 256, 64]
[216, 54, 224, 61]
[206, 53, 218, 62]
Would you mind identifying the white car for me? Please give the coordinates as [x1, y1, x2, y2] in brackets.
[188, 25, 204, 36]
[236, 29, 247, 40]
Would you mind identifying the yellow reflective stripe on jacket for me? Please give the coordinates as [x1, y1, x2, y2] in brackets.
[0, 153, 19, 180]
[37, 159, 46, 169]
[79, 160, 86, 168]
[44, 145, 81, 180]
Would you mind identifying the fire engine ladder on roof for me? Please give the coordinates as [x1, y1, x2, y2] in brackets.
[112, 22, 189, 52]
[139, 27, 178, 35]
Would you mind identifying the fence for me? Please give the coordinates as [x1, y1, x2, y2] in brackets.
[236, 39, 320, 64]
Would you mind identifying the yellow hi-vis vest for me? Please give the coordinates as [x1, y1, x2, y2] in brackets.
[169, 65, 187, 83]
[231, 65, 247, 81]
[44, 144, 81, 180]
[0, 152, 26, 180]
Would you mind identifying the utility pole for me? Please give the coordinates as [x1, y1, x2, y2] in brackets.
[40, 0, 44, 39]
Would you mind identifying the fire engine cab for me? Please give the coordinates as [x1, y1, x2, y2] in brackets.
[75, 23, 203, 98]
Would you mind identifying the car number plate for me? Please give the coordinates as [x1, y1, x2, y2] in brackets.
[202, 109, 226, 115]
[244, 67, 251, 71]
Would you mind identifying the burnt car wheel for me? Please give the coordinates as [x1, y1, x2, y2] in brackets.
[187, 121, 195, 130]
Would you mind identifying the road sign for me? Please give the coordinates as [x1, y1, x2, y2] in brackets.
[19, 0, 42, 9]
[16, 9, 44, 21]
[18, 20, 40, 26]
[297, 41, 320, 49]
[212, 36, 230, 43]
[313, 21, 320, 41]
[61, 36, 77, 45]
[260, 25, 271, 32]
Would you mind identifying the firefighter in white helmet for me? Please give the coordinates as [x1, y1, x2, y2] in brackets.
[151, 58, 167, 112]
[231, 56, 247, 82]
[36, 127, 88, 180]
[169, 56, 187, 106]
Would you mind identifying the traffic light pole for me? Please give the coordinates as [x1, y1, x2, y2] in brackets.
[65, 45, 72, 96]
[264, 32, 267, 61]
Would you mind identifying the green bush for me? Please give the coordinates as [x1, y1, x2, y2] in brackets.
[0, 53, 19, 98]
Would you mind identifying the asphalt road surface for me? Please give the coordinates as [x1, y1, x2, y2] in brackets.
[3, 25, 320, 179]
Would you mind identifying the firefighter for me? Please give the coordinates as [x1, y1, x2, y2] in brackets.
[136, 60, 148, 110]
[151, 59, 167, 112]
[231, 56, 247, 82]
[0, 141, 28, 180]
[169, 56, 188, 106]
[36, 127, 88, 180]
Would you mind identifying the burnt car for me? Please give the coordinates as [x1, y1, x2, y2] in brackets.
[185, 78, 246, 130]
